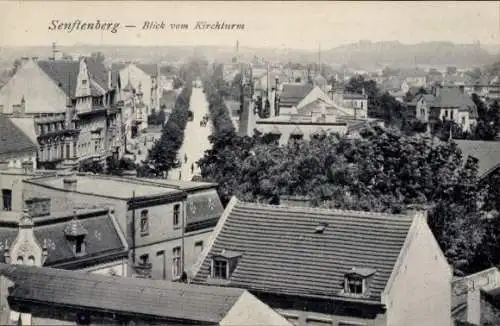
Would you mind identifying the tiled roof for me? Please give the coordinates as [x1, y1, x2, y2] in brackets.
[454, 140, 500, 178]
[37, 60, 80, 98]
[85, 57, 109, 91]
[1, 264, 245, 323]
[0, 116, 37, 155]
[0, 209, 126, 268]
[192, 198, 414, 303]
[90, 79, 106, 96]
[432, 87, 475, 111]
[280, 83, 314, 107]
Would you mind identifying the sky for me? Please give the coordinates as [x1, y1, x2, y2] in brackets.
[0, 1, 499, 50]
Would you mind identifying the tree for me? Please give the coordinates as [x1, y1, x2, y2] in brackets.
[91, 52, 105, 62]
[473, 100, 500, 140]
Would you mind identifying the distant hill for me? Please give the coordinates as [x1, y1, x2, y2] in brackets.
[0, 41, 496, 73]
[314, 41, 494, 69]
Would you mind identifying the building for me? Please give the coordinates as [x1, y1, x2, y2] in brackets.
[22, 174, 224, 280]
[0, 203, 128, 275]
[454, 140, 500, 179]
[192, 197, 453, 326]
[0, 263, 292, 326]
[0, 116, 37, 171]
[0, 56, 122, 170]
[112, 62, 160, 142]
[428, 86, 478, 132]
[452, 267, 500, 325]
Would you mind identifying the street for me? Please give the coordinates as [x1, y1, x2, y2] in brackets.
[170, 86, 212, 181]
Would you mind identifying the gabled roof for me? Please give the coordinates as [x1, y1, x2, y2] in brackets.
[37, 60, 80, 98]
[136, 63, 159, 77]
[192, 198, 415, 303]
[0, 263, 247, 324]
[0, 208, 127, 268]
[280, 83, 314, 107]
[0, 116, 37, 155]
[85, 57, 109, 91]
[454, 140, 500, 178]
[431, 87, 475, 110]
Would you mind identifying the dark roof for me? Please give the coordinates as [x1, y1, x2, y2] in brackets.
[37, 60, 80, 97]
[432, 87, 475, 110]
[110, 63, 127, 87]
[454, 140, 500, 178]
[136, 63, 159, 77]
[280, 83, 314, 107]
[0, 209, 126, 268]
[0, 116, 37, 155]
[192, 198, 415, 303]
[0, 264, 245, 323]
[85, 57, 109, 91]
[186, 191, 224, 227]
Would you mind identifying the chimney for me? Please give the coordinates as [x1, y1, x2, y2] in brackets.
[405, 204, 430, 223]
[24, 197, 51, 217]
[63, 176, 77, 191]
[279, 195, 313, 208]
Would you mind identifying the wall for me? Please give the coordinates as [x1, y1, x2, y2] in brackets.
[77, 112, 108, 162]
[0, 152, 36, 171]
[222, 291, 292, 326]
[0, 60, 67, 115]
[385, 217, 452, 326]
[0, 171, 34, 211]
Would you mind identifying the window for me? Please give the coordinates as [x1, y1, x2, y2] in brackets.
[338, 322, 367, 326]
[66, 143, 71, 159]
[462, 117, 466, 125]
[450, 109, 454, 120]
[16, 256, 23, 265]
[27, 255, 35, 266]
[172, 246, 181, 279]
[75, 237, 85, 255]
[156, 250, 166, 280]
[173, 204, 180, 227]
[82, 80, 87, 85]
[444, 110, 448, 118]
[140, 210, 149, 236]
[2, 189, 12, 211]
[212, 258, 228, 279]
[346, 277, 363, 294]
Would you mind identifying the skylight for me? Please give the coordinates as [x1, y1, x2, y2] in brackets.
[315, 222, 329, 234]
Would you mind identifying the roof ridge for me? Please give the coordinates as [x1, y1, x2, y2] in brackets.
[237, 200, 413, 220]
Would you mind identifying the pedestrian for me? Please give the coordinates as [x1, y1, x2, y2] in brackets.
[179, 171, 182, 180]
[191, 163, 194, 174]
[184, 154, 187, 163]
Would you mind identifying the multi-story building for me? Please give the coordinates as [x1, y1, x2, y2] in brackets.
[0, 56, 123, 170]
[22, 174, 224, 280]
[192, 197, 453, 326]
[111, 62, 160, 144]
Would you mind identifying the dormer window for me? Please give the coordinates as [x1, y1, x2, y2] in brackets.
[210, 249, 242, 280]
[343, 267, 376, 297]
[82, 80, 87, 85]
[64, 213, 88, 257]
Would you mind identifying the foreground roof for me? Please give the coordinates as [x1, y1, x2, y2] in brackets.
[454, 140, 500, 178]
[0, 116, 37, 155]
[192, 197, 415, 303]
[0, 263, 245, 324]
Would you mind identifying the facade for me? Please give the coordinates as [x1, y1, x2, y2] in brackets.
[0, 203, 128, 275]
[0, 57, 123, 170]
[0, 263, 292, 326]
[22, 174, 224, 280]
[0, 116, 37, 172]
[192, 197, 453, 326]
[112, 62, 160, 142]
[452, 267, 500, 325]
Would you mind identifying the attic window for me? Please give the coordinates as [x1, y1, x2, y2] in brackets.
[315, 222, 328, 234]
[210, 249, 242, 280]
[343, 267, 376, 296]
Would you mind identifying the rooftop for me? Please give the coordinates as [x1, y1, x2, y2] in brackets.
[25, 174, 181, 200]
[454, 140, 500, 178]
[0, 116, 37, 156]
[1, 263, 247, 324]
[192, 197, 416, 303]
[0, 208, 127, 268]
[280, 83, 315, 107]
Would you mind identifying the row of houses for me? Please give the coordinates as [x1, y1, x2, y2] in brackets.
[0, 53, 175, 171]
[1, 138, 500, 325]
